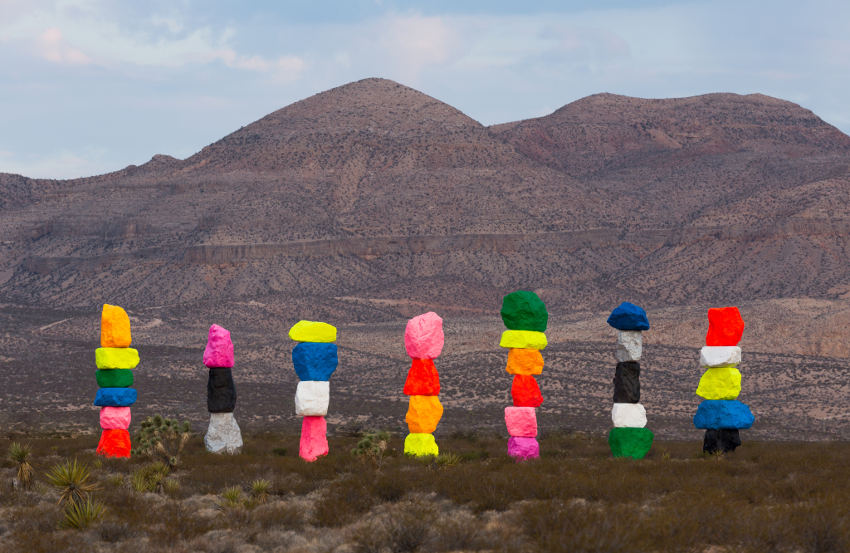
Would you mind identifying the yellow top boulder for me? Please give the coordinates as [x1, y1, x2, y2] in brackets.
[101, 304, 131, 348]
[288, 320, 337, 343]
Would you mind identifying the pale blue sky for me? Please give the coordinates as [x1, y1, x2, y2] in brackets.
[1, 0, 847, 178]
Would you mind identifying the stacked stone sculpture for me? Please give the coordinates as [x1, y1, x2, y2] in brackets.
[403, 312, 444, 457]
[695, 307, 754, 453]
[500, 290, 548, 461]
[289, 320, 338, 462]
[606, 302, 654, 459]
[94, 304, 137, 458]
[203, 324, 243, 454]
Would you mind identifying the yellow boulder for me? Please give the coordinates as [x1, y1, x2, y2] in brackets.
[95, 348, 140, 370]
[101, 304, 131, 348]
[288, 320, 337, 343]
[405, 395, 443, 433]
[696, 366, 741, 400]
[404, 433, 439, 457]
[506, 348, 544, 375]
[500, 330, 547, 350]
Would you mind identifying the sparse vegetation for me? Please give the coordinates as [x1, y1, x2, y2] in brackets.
[351, 430, 391, 469]
[7, 441, 35, 489]
[45, 458, 98, 505]
[133, 414, 192, 469]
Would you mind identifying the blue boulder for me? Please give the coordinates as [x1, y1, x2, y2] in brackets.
[693, 400, 754, 429]
[292, 342, 338, 381]
[607, 302, 650, 331]
[94, 387, 137, 407]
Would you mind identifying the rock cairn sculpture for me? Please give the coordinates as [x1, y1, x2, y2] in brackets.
[203, 324, 243, 454]
[695, 307, 754, 453]
[403, 312, 444, 457]
[606, 302, 654, 459]
[500, 290, 548, 461]
[289, 320, 338, 462]
[94, 304, 137, 458]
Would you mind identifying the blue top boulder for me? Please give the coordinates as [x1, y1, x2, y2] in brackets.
[292, 342, 338, 381]
[607, 302, 650, 331]
[693, 400, 754, 429]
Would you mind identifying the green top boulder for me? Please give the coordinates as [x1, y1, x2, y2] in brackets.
[500, 290, 548, 332]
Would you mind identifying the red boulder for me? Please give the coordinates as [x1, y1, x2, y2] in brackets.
[511, 375, 543, 407]
[706, 307, 745, 346]
[403, 358, 440, 396]
[96, 428, 131, 458]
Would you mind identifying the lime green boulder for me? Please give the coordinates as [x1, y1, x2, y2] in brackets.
[500, 291, 548, 332]
[404, 433, 439, 457]
[608, 427, 653, 459]
[288, 320, 337, 343]
[95, 348, 139, 369]
[696, 366, 741, 400]
[500, 330, 547, 350]
[95, 369, 134, 388]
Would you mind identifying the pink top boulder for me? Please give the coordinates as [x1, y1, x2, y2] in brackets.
[204, 324, 234, 368]
[404, 312, 444, 359]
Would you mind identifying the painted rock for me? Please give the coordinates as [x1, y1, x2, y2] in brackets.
[403, 358, 440, 396]
[504, 406, 537, 437]
[608, 427, 653, 459]
[99, 406, 131, 430]
[500, 290, 548, 332]
[96, 429, 131, 458]
[505, 348, 544, 376]
[500, 330, 547, 350]
[607, 302, 650, 331]
[404, 432, 439, 457]
[507, 436, 540, 460]
[696, 367, 742, 400]
[511, 375, 543, 407]
[204, 412, 243, 454]
[292, 342, 338, 381]
[613, 361, 640, 403]
[94, 387, 137, 407]
[288, 320, 337, 343]
[294, 380, 330, 416]
[693, 400, 754, 429]
[703, 428, 742, 454]
[705, 307, 744, 346]
[615, 331, 642, 363]
[95, 369, 133, 388]
[611, 403, 647, 428]
[207, 367, 237, 413]
[95, 348, 140, 370]
[101, 304, 131, 348]
[405, 395, 443, 433]
[203, 324, 234, 368]
[404, 312, 444, 359]
[299, 416, 329, 462]
[700, 346, 741, 368]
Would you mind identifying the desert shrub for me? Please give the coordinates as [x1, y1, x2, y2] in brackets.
[425, 510, 484, 552]
[250, 478, 271, 505]
[372, 473, 406, 502]
[352, 430, 391, 469]
[131, 462, 170, 493]
[149, 500, 218, 544]
[134, 414, 192, 469]
[7, 442, 35, 490]
[520, 500, 641, 553]
[99, 521, 134, 543]
[45, 459, 98, 505]
[61, 496, 105, 529]
[313, 475, 377, 527]
[252, 502, 305, 530]
[383, 500, 437, 553]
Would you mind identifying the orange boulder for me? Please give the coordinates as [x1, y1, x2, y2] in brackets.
[405, 395, 443, 433]
[101, 304, 132, 348]
[403, 359, 440, 396]
[506, 348, 543, 375]
[96, 428, 131, 458]
[511, 375, 543, 407]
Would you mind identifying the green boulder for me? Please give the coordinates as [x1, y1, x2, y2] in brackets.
[96, 369, 134, 388]
[501, 291, 548, 332]
[608, 427, 653, 459]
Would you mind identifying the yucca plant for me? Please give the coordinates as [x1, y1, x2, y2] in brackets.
[218, 485, 244, 510]
[130, 462, 169, 493]
[61, 496, 105, 529]
[46, 459, 99, 505]
[7, 442, 35, 489]
[250, 479, 271, 505]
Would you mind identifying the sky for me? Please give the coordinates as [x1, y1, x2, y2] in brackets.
[1, 0, 848, 179]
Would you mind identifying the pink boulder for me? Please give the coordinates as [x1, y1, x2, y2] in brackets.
[204, 324, 234, 368]
[100, 406, 131, 430]
[299, 416, 329, 462]
[507, 436, 540, 461]
[405, 312, 444, 359]
[505, 406, 537, 438]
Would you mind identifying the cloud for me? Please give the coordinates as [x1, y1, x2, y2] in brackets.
[377, 13, 461, 81]
[37, 27, 91, 64]
[0, 148, 111, 179]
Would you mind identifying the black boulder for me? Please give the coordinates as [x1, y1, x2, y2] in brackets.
[207, 367, 237, 413]
[703, 429, 742, 454]
[613, 361, 640, 403]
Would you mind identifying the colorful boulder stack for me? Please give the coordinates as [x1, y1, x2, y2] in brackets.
[606, 302, 654, 459]
[695, 307, 754, 453]
[500, 290, 548, 461]
[94, 304, 137, 458]
[203, 324, 243, 454]
[289, 320, 338, 462]
[403, 312, 444, 457]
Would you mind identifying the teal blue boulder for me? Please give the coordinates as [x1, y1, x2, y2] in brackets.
[94, 387, 137, 407]
[607, 302, 650, 331]
[693, 400, 754, 429]
[292, 343, 338, 381]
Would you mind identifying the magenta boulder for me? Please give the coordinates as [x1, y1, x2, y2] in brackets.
[204, 324, 234, 368]
[300, 416, 329, 462]
[507, 436, 540, 460]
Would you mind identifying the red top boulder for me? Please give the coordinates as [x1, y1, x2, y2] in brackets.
[705, 307, 745, 346]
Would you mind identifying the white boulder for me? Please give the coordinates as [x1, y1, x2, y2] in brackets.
[700, 346, 741, 368]
[615, 331, 643, 362]
[611, 403, 647, 428]
[295, 380, 329, 416]
[204, 412, 243, 454]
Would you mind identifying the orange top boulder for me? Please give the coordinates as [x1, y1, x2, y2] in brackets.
[101, 304, 131, 348]
[705, 307, 745, 346]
